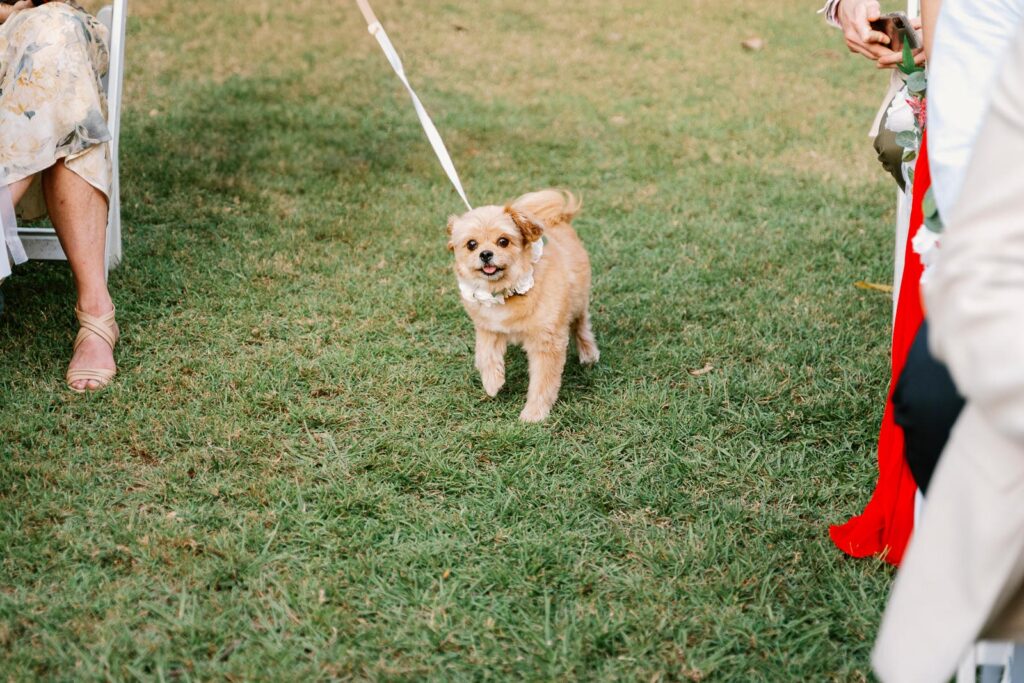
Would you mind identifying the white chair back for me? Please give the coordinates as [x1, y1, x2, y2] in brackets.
[98, 0, 127, 271]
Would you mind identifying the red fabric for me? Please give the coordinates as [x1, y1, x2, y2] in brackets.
[829, 131, 930, 566]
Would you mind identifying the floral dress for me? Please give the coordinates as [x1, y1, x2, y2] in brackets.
[0, 0, 112, 199]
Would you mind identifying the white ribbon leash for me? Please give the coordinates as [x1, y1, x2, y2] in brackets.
[354, 0, 473, 211]
[1, 185, 27, 280]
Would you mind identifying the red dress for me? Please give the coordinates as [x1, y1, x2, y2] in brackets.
[829, 132, 931, 566]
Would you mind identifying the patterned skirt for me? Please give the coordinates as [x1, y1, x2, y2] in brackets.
[0, 1, 111, 200]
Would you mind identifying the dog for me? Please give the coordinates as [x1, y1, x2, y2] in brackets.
[447, 189, 599, 422]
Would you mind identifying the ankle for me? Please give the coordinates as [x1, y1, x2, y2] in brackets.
[76, 292, 114, 316]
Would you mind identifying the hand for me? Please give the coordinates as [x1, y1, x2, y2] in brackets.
[836, 0, 900, 62]
[0, 0, 34, 23]
[876, 46, 926, 69]
[876, 18, 926, 69]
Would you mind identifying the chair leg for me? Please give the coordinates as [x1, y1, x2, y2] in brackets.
[960, 645, 979, 683]
[959, 642, 1020, 683]
[1008, 645, 1024, 682]
[980, 664, 1004, 683]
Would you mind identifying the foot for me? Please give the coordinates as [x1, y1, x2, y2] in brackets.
[67, 302, 118, 392]
[574, 316, 599, 366]
[577, 341, 600, 366]
[519, 402, 551, 423]
[481, 368, 505, 397]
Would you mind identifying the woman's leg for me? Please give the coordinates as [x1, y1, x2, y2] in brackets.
[41, 162, 116, 391]
[7, 176, 34, 205]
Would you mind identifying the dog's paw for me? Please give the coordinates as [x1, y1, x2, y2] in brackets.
[518, 403, 551, 423]
[481, 371, 505, 397]
[578, 344, 600, 366]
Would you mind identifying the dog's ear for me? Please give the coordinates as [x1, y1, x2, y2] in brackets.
[505, 205, 545, 243]
[446, 215, 457, 251]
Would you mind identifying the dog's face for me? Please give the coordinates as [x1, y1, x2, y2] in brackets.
[447, 205, 544, 288]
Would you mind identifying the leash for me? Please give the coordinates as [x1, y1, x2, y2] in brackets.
[0, 186, 27, 281]
[354, 0, 473, 211]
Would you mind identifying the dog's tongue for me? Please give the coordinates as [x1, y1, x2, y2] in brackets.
[483, 265, 498, 275]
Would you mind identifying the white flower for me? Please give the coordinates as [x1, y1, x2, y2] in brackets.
[912, 225, 942, 283]
[886, 87, 916, 134]
[530, 237, 544, 263]
[459, 279, 506, 305]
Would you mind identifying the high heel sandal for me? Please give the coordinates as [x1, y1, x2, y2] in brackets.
[66, 306, 118, 392]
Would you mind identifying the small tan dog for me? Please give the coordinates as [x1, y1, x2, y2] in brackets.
[447, 189, 599, 422]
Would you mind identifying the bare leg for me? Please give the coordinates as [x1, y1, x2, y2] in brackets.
[7, 176, 34, 206]
[519, 333, 568, 423]
[41, 162, 116, 391]
[475, 328, 507, 397]
[573, 307, 600, 365]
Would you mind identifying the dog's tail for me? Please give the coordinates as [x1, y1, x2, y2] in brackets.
[511, 189, 581, 227]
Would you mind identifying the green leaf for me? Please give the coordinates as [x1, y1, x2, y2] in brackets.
[922, 188, 938, 218]
[895, 130, 919, 150]
[907, 71, 927, 95]
[922, 189, 944, 232]
[924, 213, 944, 233]
[901, 40, 925, 75]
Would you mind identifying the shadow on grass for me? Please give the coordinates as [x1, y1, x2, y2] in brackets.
[0, 72, 403, 359]
[1, 70, 612, 396]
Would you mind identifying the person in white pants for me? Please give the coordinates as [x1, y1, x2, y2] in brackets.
[872, 14, 1024, 681]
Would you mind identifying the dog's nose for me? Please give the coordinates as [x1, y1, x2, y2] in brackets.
[480, 250, 494, 263]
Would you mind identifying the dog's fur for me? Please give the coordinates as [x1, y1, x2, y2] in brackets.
[447, 189, 598, 422]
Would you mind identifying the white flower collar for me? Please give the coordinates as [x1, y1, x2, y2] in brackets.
[459, 237, 545, 306]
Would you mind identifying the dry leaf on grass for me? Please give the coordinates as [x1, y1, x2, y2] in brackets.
[688, 363, 714, 377]
[854, 281, 894, 294]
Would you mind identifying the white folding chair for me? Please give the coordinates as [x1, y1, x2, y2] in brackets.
[957, 642, 1024, 683]
[16, 0, 127, 275]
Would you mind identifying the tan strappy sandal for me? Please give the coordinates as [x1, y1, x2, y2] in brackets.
[66, 306, 119, 393]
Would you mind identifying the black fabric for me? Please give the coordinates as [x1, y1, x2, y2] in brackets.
[892, 320, 966, 494]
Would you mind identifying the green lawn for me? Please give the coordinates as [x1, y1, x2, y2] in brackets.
[2, 0, 903, 679]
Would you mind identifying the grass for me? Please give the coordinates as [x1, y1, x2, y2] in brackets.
[1, 0, 905, 679]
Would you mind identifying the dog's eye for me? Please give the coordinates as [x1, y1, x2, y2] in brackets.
[466, 240, 478, 251]
[497, 237, 510, 248]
